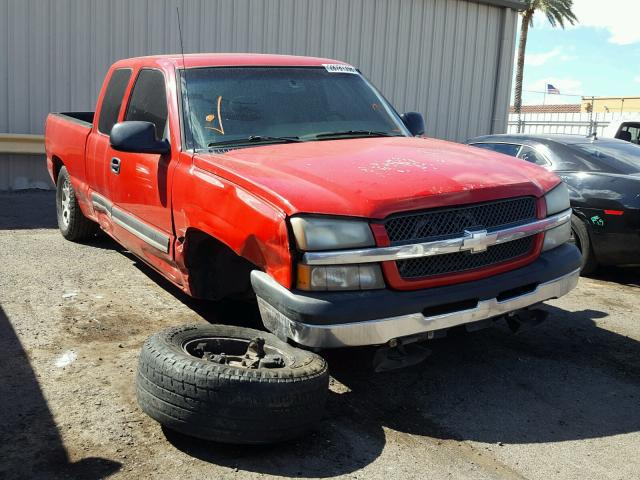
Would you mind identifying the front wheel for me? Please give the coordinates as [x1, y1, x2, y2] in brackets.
[56, 166, 98, 241]
[569, 214, 598, 275]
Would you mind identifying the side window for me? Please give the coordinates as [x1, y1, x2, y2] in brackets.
[125, 69, 168, 140]
[471, 142, 521, 157]
[98, 69, 132, 135]
[621, 124, 640, 144]
[517, 146, 550, 166]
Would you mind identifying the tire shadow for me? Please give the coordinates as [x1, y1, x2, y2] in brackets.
[0, 306, 121, 479]
[162, 410, 386, 479]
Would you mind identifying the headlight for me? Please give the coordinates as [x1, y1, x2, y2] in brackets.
[290, 217, 375, 251]
[545, 182, 570, 215]
[543, 182, 571, 251]
[542, 221, 571, 252]
[297, 264, 385, 291]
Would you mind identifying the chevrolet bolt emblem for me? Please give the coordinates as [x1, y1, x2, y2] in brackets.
[462, 229, 498, 254]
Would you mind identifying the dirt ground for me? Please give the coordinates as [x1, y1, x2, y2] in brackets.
[1, 190, 639, 480]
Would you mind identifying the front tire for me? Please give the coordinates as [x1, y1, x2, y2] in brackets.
[570, 215, 597, 274]
[56, 166, 98, 241]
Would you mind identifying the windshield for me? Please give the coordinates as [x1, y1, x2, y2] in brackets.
[568, 142, 640, 174]
[179, 67, 408, 149]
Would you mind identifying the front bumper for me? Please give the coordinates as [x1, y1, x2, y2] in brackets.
[251, 244, 582, 348]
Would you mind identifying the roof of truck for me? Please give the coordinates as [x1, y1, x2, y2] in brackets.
[112, 53, 351, 69]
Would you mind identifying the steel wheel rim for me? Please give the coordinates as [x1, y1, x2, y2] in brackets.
[60, 179, 71, 227]
[182, 336, 291, 369]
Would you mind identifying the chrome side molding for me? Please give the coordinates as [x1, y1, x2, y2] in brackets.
[91, 191, 170, 253]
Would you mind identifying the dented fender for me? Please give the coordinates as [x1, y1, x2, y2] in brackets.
[172, 151, 293, 289]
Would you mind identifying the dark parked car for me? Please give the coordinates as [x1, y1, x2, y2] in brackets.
[467, 134, 640, 273]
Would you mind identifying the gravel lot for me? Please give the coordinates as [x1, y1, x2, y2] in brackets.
[1, 191, 639, 480]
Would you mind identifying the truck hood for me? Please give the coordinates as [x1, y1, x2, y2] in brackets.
[193, 137, 560, 218]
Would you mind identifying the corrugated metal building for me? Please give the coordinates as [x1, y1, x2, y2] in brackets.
[0, 0, 524, 190]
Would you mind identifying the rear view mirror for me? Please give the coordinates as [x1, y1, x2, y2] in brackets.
[110, 121, 170, 154]
[401, 112, 425, 137]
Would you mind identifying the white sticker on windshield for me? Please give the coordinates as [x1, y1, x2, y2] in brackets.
[323, 64, 359, 74]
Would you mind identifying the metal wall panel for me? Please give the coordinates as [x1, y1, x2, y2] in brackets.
[0, 0, 518, 190]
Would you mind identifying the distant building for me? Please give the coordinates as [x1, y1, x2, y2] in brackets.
[581, 97, 640, 113]
[510, 104, 581, 114]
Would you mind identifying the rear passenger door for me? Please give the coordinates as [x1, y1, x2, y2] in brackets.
[86, 68, 132, 203]
[108, 68, 174, 257]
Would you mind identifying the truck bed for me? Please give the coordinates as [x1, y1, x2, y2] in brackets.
[44, 112, 96, 188]
[51, 111, 95, 127]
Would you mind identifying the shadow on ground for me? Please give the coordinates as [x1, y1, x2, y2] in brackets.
[0, 306, 121, 479]
[113, 242, 640, 477]
[326, 304, 640, 444]
[0, 190, 57, 229]
[156, 292, 640, 477]
[13, 191, 639, 477]
[588, 265, 640, 287]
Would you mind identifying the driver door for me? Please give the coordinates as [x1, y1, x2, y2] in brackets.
[108, 68, 175, 261]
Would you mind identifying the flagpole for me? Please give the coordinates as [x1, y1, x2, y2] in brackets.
[543, 82, 547, 106]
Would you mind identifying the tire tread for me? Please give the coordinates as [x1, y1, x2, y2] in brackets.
[136, 324, 329, 444]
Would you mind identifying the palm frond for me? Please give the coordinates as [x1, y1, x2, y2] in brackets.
[524, 0, 578, 29]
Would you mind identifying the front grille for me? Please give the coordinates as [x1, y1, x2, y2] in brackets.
[384, 197, 538, 281]
[385, 197, 537, 244]
[396, 236, 535, 279]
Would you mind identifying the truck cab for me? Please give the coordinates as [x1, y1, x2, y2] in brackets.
[45, 54, 581, 350]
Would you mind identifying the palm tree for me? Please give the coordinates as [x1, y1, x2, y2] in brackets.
[513, 0, 578, 129]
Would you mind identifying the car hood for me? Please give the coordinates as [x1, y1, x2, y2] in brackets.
[193, 137, 560, 218]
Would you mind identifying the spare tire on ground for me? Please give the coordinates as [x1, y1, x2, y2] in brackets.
[136, 324, 329, 444]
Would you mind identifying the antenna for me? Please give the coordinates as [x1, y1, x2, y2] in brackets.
[176, 7, 193, 149]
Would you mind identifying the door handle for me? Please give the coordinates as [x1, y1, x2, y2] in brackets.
[110, 157, 121, 174]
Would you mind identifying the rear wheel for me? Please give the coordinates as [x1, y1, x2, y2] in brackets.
[570, 215, 597, 274]
[56, 167, 98, 241]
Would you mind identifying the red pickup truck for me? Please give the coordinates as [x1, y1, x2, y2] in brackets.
[45, 54, 581, 351]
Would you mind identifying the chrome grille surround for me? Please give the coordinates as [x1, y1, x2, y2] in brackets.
[385, 197, 537, 279]
[385, 197, 537, 245]
[396, 236, 535, 278]
[300, 209, 571, 268]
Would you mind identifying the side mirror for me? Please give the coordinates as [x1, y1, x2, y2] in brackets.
[401, 112, 425, 137]
[110, 121, 170, 154]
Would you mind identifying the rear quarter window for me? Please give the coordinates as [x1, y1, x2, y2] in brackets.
[517, 146, 550, 166]
[619, 123, 640, 144]
[98, 69, 132, 135]
[471, 142, 521, 157]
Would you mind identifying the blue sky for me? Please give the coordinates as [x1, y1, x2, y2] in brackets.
[513, 0, 640, 105]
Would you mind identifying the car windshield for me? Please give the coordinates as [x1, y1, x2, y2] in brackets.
[180, 67, 408, 149]
[568, 142, 640, 174]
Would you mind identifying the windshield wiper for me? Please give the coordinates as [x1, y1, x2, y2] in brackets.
[313, 130, 403, 140]
[208, 135, 303, 148]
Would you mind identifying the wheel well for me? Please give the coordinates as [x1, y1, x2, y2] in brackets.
[184, 229, 258, 301]
[52, 156, 64, 184]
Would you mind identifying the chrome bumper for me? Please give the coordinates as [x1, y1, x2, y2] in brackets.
[256, 268, 580, 348]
